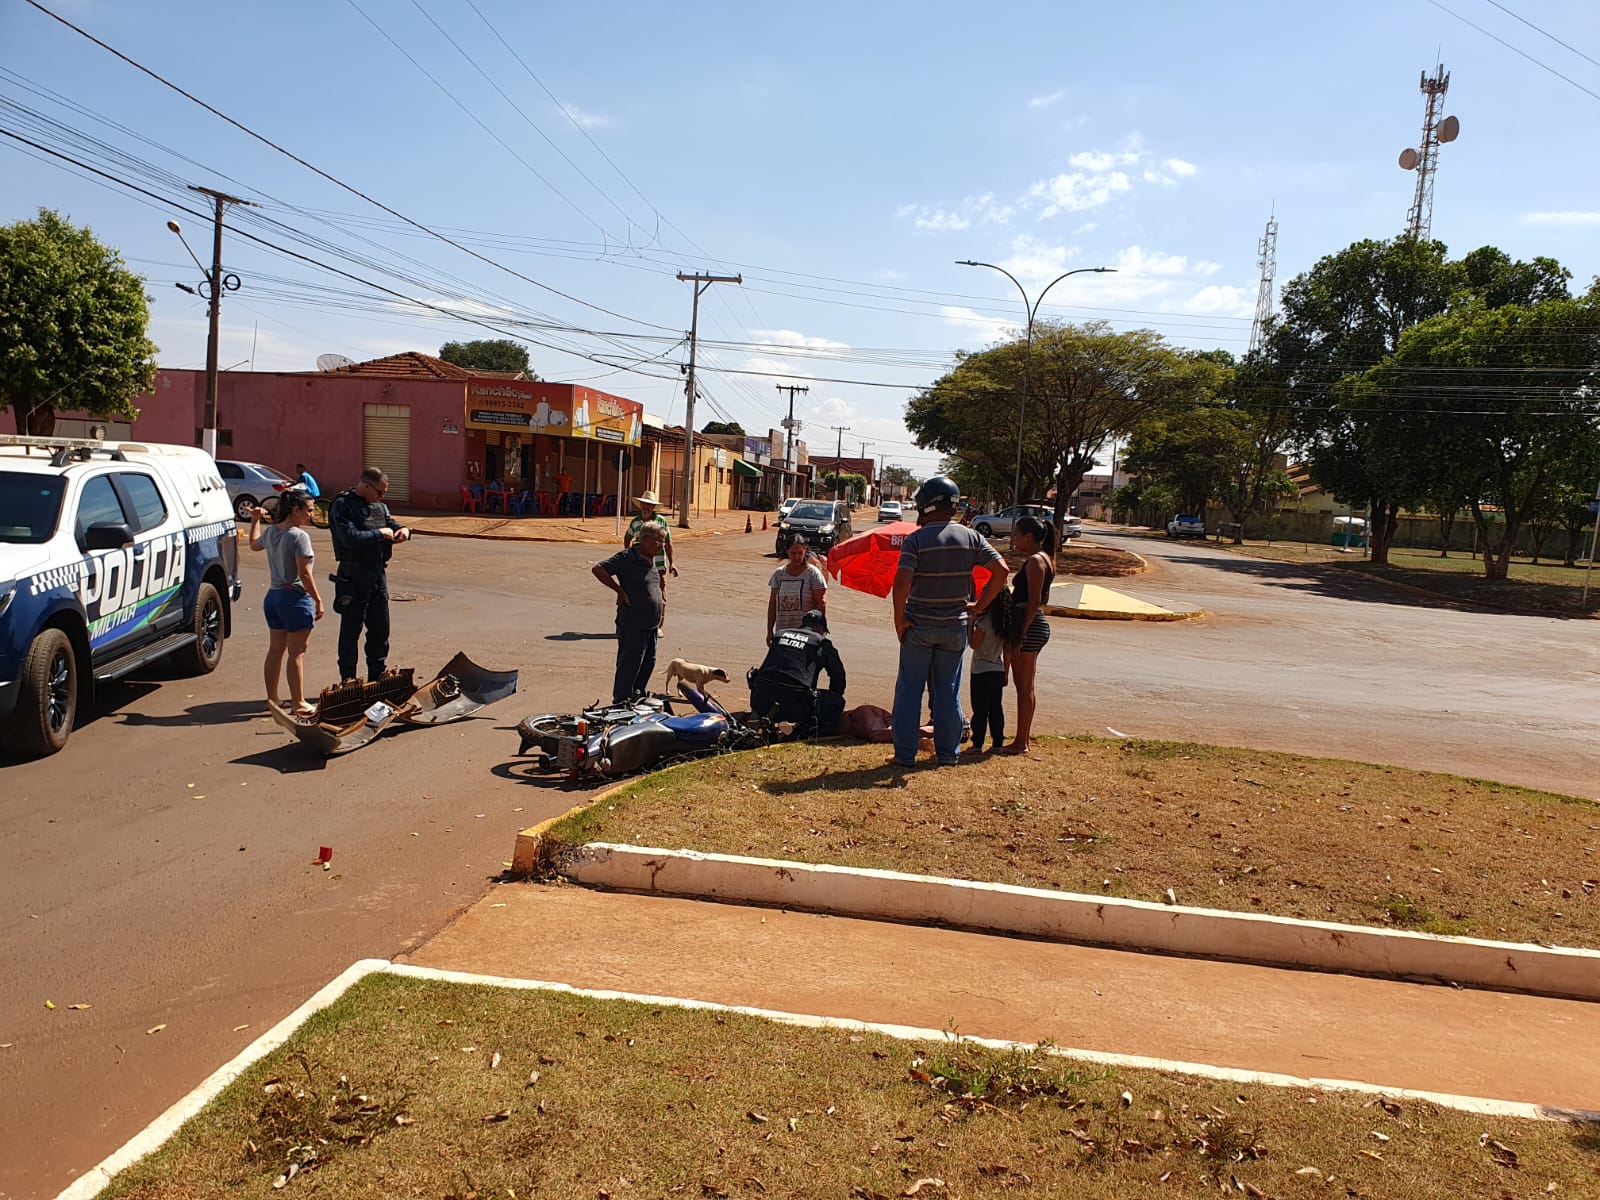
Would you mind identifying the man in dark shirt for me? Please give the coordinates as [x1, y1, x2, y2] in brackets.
[749, 609, 846, 736]
[592, 524, 666, 703]
[329, 466, 410, 681]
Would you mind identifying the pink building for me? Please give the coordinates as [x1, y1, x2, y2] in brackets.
[51, 352, 645, 512]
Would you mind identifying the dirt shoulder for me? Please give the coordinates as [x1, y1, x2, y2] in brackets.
[548, 738, 1600, 949]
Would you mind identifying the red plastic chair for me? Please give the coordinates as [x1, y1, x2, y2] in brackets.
[460, 485, 482, 513]
[537, 491, 556, 516]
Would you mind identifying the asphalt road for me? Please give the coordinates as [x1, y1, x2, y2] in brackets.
[3, 525, 1597, 1198]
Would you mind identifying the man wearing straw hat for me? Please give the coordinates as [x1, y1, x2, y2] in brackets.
[623, 489, 677, 581]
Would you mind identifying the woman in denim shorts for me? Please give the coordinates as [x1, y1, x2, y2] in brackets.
[248, 490, 325, 716]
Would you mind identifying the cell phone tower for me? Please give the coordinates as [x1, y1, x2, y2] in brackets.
[1248, 209, 1278, 356]
[1398, 64, 1460, 240]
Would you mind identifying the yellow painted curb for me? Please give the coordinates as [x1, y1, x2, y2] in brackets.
[510, 779, 637, 873]
[1042, 603, 1205, 622]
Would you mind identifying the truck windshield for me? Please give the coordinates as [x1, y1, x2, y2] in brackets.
[0, 473, 65, 544]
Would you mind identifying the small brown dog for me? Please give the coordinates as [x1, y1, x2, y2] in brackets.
[661, 658, 730, 695]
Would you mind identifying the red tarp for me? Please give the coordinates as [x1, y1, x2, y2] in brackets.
[826, 521, 999, 599]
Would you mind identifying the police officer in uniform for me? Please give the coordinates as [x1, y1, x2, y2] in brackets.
[329, 466, 410, 681]
[748, 609, 846, 737]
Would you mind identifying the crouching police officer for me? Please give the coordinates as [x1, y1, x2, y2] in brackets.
[747, 609, 846, 737]
[329, 466, 410, 681]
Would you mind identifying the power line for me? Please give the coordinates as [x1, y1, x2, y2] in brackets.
[1480, 0, 1600, 71]
[1426, 0, 1600, 103]
[17, 0, 676, 330]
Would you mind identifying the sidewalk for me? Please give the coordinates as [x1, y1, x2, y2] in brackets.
[405, 884, 1600, 1113]
[398, 507, 769, 544]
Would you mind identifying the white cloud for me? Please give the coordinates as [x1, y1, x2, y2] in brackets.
[561, 103, 613, 130]
[1075, 221, 1098, 234]
[1029, 169, 1132, 217]
[1027, 134, 1194, 218]
[1029, 89, 1068, 109]
[1193, 260, 1222, 276]
[1521, 210, 1600, 226]
[752, 329, 850, 352]
[1114, 245, 1189, 276]
[896, 193, 1013, 235]
[997, 234, 1080, 284]
[1186, 285, 1256, 318]
[939, 304, 1015, 343]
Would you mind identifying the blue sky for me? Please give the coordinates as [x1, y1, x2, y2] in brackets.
[3, 0, 1599, 474]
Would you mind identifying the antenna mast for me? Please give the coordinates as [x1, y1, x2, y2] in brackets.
[1398, 64, 1459, 240]
[1248, 210, 1278, 356]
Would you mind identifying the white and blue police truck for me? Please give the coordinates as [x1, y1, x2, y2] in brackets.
[0, 436, 241, 756]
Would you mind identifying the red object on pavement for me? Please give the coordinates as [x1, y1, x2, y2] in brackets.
[316, 846, 333, 864]
[826, 521, 999, 599]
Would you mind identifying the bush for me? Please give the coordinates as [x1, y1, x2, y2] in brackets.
[752, 493, 777, 511]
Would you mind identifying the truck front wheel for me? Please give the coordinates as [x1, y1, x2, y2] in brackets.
[4, 628, 78, 757]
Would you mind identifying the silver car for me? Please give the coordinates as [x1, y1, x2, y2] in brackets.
[216, 460, 294, 522]
[973, 504, 1082, 540]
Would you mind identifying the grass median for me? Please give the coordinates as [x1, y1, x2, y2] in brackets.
[99, 972, 1599, 1200]
[546, 738, 1600, 949]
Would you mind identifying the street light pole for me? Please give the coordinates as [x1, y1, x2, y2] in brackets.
[956, 261, 1115, 508]
[169, 186, 254, 457]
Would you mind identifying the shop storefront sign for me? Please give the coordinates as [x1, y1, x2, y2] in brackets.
[465, 379, 642, 445]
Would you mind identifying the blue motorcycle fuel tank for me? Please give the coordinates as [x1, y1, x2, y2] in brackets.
[598, 711, 727, 774]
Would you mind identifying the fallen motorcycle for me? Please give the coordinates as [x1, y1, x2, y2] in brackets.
[515, 693, 679, 763]
[518, 685, 767, 780]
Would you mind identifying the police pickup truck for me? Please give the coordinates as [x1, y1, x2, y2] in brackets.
[0, 436, 241, 756]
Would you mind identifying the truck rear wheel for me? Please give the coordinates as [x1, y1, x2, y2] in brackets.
[4, 628, 77, 757]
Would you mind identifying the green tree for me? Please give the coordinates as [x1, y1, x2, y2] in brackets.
[1267, 237, 1463, 563]
[820, 470, 867, 502]
[701, 420, 745, 436]
[437, 338, 534, 376]
[908, 321, 1223, 536]
[0, 209, 157, 437]
[1352, 294, 1600, 580]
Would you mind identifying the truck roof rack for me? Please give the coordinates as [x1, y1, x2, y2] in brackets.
[0, 433, 130, 468]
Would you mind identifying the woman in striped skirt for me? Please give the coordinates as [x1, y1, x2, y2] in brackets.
[999, 515, 1056, 756]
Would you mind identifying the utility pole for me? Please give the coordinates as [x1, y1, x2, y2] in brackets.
[829, 425, 850, 502]
[878, 453, 887, 504]
[674, 271, 742, 528]
[775, 383, 807, 503]
[170, 186, 255, 458]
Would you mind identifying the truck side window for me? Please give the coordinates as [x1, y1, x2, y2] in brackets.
[119, 472, 169, 533]
[75, 476, 128, 542]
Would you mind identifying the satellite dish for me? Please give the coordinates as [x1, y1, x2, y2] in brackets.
[317, 353, 356, 372]
[1438, 115, 1460, 143]
[1398, 147, 1419, 171]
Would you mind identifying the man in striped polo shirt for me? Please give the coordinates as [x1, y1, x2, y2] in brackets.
[890, 476, 1008, 767]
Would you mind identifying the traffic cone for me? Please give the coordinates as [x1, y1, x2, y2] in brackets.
[762, 514, 768, 531]
[745, 515, 752, 533]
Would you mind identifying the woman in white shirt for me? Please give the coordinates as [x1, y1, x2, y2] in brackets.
[766, 535, 828, 644]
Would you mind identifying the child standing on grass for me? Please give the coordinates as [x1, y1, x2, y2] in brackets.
[967, 601, 1007, 753]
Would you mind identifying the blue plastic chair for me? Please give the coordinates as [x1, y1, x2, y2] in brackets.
[511, 490, 534, 515]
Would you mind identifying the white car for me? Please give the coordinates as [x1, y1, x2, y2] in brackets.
[877, 501, 902, 522]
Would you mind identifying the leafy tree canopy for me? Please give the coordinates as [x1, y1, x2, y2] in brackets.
[0, 208, 157, 436]
[438, 338, 535, 376]
[701, 420, 745, 436]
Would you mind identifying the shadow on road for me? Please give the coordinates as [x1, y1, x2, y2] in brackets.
[490, 758, 581, 790]
[229, 743, 330, 773]
[544, 632, 614, 641]
[120, 699, 269, 728]
[1162, 552, 1450, 609]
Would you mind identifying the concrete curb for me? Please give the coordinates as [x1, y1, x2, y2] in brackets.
[511, 780, 634, 873]
[1041, 601, 1206, 623]
[557, 843, 1600, 1003]
[55, 958, 1600, 1197]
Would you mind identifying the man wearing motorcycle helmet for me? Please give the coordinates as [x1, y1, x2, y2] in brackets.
[748, 608, 846, 737]
[891, 475, 1007, 767]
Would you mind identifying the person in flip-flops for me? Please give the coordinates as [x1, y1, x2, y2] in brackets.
[249, 490, 324, 716]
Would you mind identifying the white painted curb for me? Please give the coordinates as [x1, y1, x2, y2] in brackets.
[559, 843, 1600, 1002]
[55, 959, 1600, 1198]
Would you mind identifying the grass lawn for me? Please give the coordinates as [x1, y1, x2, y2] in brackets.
[99, 973, 1600, 1200]
[547, 738, 1600, 949]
